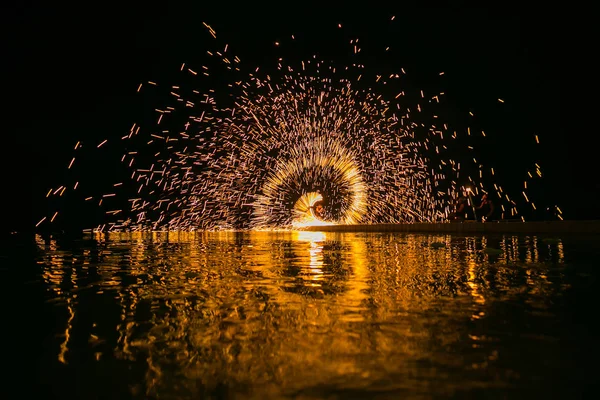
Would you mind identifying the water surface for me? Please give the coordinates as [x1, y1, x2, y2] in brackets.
[8, 232, 599, 399]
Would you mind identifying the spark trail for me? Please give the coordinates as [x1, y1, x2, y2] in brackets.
[130, 73, 439, 230]
[38, 19, 553, 231]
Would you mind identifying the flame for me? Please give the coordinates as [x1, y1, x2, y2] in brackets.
[292, 192, 337, 229]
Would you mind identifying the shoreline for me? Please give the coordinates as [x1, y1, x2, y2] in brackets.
[303, 220, 600, 234]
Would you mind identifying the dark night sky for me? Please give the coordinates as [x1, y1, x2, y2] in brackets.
[2, 3, 588, 234]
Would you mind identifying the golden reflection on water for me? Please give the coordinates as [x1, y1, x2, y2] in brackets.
[36, 232, 567, 398]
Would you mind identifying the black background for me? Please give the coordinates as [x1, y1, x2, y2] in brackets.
[3, 3, 587, 235]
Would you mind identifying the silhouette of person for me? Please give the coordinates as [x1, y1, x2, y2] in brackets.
[313, 201, 325, 219]
[477, 193, 495, 221]
[449, 193, 467, 221]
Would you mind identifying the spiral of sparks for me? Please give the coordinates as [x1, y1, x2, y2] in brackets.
[38, 20, 550, 232]
[132, 76, 441, 230]
[255, 136, 367, 228]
